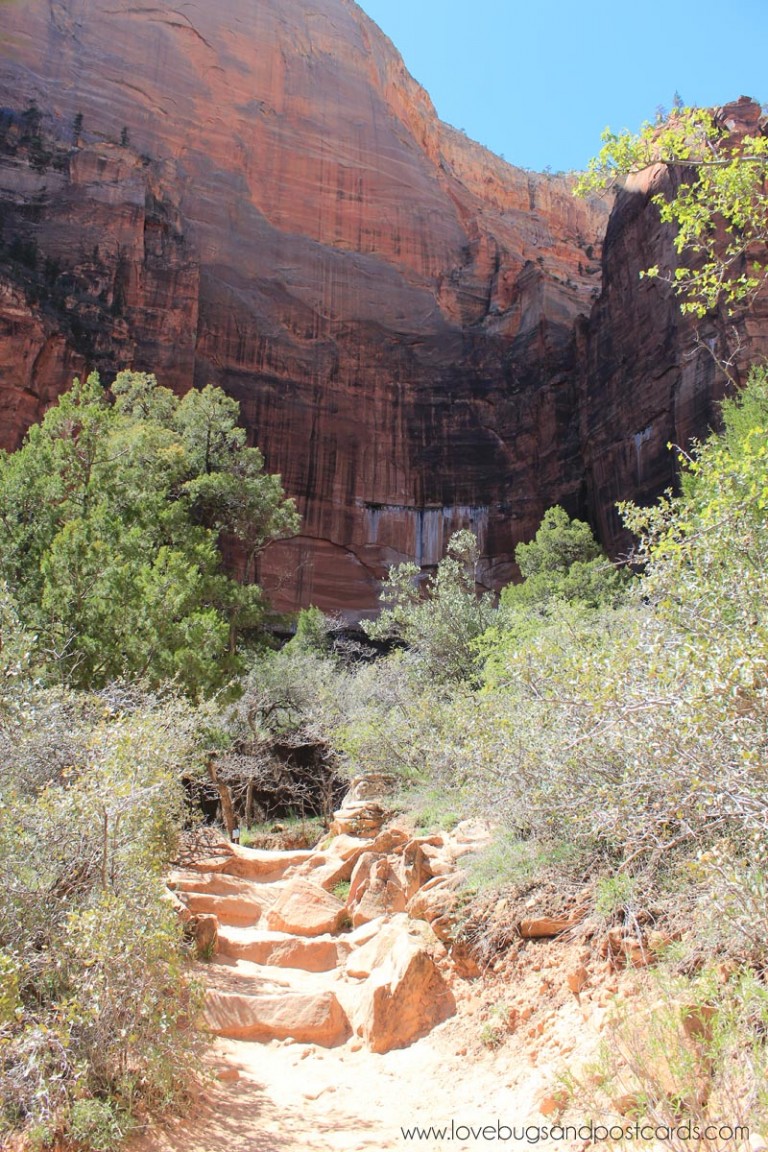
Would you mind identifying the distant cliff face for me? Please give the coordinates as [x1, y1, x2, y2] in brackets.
[578, 97, 768, 558]
[0, 0, 609, 612]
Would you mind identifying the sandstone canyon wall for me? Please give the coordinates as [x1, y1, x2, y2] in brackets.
[0, 1, 762, 614]
[578, 96, 768, 558]
[0, 0, 608, 612]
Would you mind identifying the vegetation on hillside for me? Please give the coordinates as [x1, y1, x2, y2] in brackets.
[0, 660, 211, 1149]
[258, 373, 768, 1139]
[0, 371, 298, 698]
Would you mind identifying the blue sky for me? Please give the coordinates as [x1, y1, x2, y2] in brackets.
[355, 0, 768, 173]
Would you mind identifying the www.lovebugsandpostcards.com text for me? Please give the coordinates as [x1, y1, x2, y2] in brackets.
[400, 1120, 749, 1144]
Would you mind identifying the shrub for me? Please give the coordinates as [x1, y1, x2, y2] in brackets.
[581, 965, 768, 1150]
[0, 682, 208, 1149]
[364, 530, 496, 683]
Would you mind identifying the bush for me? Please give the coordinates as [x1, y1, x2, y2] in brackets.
[364, 530, 496, 683]
[0, 681, 208, 1149]
[0, 371, 298, 697]
[581, 965, 768, 1150]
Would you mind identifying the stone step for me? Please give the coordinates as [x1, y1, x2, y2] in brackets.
[204, 986, 350, 1047]
[266, 878, 346, 937]
[217, 925, 342, 972]
[184, 844, 316, 883]
[178, 890, 266, 926]
[169, 869, 278, 901]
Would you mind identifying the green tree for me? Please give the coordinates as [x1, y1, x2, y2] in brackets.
[509, 505, 624, 608]
[363, 530, 496, 682]
[477, 507, 627, 687]
[0, 372, 299, 696]
[576, 103, 768, 317]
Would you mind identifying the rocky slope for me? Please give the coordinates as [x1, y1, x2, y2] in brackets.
[156, 795, 586, 1152]
[0, 0, 606, 611]
[148, 796, 700, 1152]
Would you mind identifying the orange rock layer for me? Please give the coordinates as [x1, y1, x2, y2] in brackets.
[0, 0, 608, 612]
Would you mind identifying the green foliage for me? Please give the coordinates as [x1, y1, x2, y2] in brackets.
[584, 965, 768, 1146]
[507, 505, 626, 609]
[289, 606, 335, 656]
[621, 364, 768, 705]
[69, 1099, 123, 1152]
[479, 507, 627, 686]
[462, 831, 582, 897]
[516, 505, 601, 579]
[364, 530, 496, 682]
[594, 872, 639, 919]
[468, 369, 768, 904]
[329, 652, 478, 787]
[232, 645, 342, 748]
[576, 105, 768, 316]
[0, 679, 208, 1149]
[0, 371, 298, 697]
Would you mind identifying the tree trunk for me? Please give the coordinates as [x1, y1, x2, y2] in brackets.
[207, 758, 236, 839]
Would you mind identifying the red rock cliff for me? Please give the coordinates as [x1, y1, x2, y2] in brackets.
[578, 97, 768, 557]
[0, 0, 609, 611]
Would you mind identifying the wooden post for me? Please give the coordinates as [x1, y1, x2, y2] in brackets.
[245, 778, 255, 828]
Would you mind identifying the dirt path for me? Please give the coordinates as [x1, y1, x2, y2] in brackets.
[133, 821, 605, 1152]
[133, 997, 595, 1152]
[135, 1024, 574, 1152]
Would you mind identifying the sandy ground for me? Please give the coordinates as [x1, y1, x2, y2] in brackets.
[130, 943, 608, 1152]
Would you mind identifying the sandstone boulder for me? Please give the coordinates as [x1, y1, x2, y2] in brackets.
[401, 838, 439, 900]
[407, 874, 464, 943]
[406, 875, 479, 977]
[217, 927, 341, 972]
[295, 850, 360, 893]
[343, 918, 386, 952]
[350, 931, 456, 1054]
[349, 858, 407, 928]
[330, 800, 388, 839]
[168, 869, 266, 898]
[346, 915, 438, 980]
[322, 834, 373, 862]
[347, 852, 378, 905]
[518, 915, 583, 939]
[162, 885, 192, 923]
[220, 845, 315, 882]
[205, 987, 350, 1047]
[177, 890, 265, 927]
[266, 879, 346, 937]
[369, 827, 409, 854]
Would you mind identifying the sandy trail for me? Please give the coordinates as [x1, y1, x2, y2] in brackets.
[134, 1015, 573, 1152]
[133, 827, 600, 1152]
